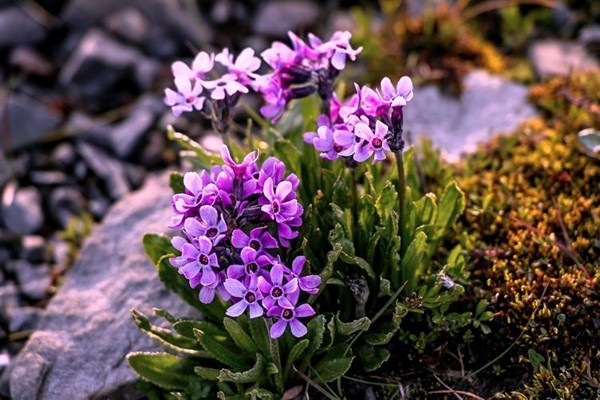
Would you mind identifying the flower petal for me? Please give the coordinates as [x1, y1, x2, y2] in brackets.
[270, 319, 288, 339]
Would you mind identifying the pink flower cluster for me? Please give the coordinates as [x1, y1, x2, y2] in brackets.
[303, 76, 414, 164]
[168, 146, 320, 338]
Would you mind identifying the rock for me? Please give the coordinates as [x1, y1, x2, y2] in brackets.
[9, 307, 42, 332]
[50, 238, 70, 275]
[9, 47, 54, 76]
[124, 164, 146, 189]
[1, 186, 44, 235]
[49, 187, 86, 228]
[12, 260, 51, 301]
[0, 282, 19, 323]
[61, 0, 212, 50]
[253, 1, 320, 37]
[51, 142, 76, 168]
[140, 130, 167, 168]
[108, 97, 157, 158]
[211, 0, 233, 24]
[88, 195, 110, 219]
[0, 93, 62, 152]
[0, 7, 47, 48]
[30, 171, 69, 186]
[59, 29, 143, 112]
[19, 235, 47, 263]
[579, 25, 600, 56]
[104, 8, 149, 44]
[134, 58, 161, 91]
[404, 70, 538, 161]
[9, 173, 198, 400]
[77, 142, 130, 200]
[528, 39, 600, 78]
[65, 111, 111, 148]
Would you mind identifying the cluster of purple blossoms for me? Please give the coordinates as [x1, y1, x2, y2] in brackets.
[303, 76, 414, 164]
[164, 31, 362, 127]
[257, 31, 363, 123]
[168, 145, 320, 338]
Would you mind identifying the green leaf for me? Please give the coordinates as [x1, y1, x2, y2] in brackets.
[174, 319, 226, 338]
[363, 322, 397, 346]
[223, 317, 259, 355]
[319, 243, 342, 289]
[217, 354, 266, 383]
[167, 125, 220, 169]
[528, 349, 545, 371]
[305, 315, 326, 357]
[245, 387, 275, 400]
[248, 317, 271, 358]
[194, 328, 252, 371]
[169, 172, 185, 194]
[153, 308, 179, 324]
[313, 356, 354, 383]
[375, 181, 398, 221]
[334, 315, 371, 336]
[142, 233, 173, 265]
[357, 346, 391, 372]
[274, 139, 302, 175]
[195, 366, 221, 381]
[127, 352, 197, 390]
[400, 231, 428, 292]
[131, 309, 207, 357]
[284, 339, 309, 378]
[436, 181, 466, 234]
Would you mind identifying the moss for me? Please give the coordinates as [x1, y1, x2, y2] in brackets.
[455, 72, 600, 397]
[353, 2, 506, 93]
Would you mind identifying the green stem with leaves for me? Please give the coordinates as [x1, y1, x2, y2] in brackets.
[396, 150, 406, 230]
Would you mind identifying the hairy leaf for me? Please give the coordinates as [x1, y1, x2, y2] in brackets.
[127, 352, 197, 390]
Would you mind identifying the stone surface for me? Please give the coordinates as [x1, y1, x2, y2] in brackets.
[1, 186, 44, 235]
[9, 173, 198, 400]
[49, 187, 86, 228]
[77, 142, 130, 200]
[104, 8, 149, 44]
[108, 96, 157, 158]
[528, 39, 599, 78]
[0, 7, 47, 48]
[0, 93, 62, 152]
[404, 70, 538, 161]
[579, 25, 600, 56]
[12, 260, 51, 301]
[253, 0, 320, 37]
[19, 235, 47, 263]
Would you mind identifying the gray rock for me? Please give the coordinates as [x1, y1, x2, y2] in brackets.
[20, 235, 47, 263]
[9, 306, 42, 332]
[104, 8, 149, 44]
[9, 47, 54, 76]
[59, 29, 145, 112]
[253, 0, 320, 37]
[1, 186, 44, 235]
[13, 260, 51, 301]
[9, 173, 198, 400]
[134, 58, 161, 91]
[49, 187, 85, 228]
[404, 70, 538, 161]
[77, 142, 130, 200]
[0, 93, 62, 152]
[62, 0, 212, 50]
[108, 97, 157, 158]
[65, 111, 111, 148]
[0, 282, 20, 323]
[528, 39, 599, 78]
[0, 7, 47, 48]
[30, 171, 69, 186]
[579, 25, 600, 56]
[50, 237, 70, 276]
[51, 143, 76, 168]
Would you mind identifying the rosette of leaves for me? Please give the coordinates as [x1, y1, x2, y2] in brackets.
[129, 97, 476, 398]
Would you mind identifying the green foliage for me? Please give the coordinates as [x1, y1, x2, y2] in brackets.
[132, 95, 470, 398]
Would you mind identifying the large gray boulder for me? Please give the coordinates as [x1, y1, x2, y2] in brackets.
[9, 173, 198, 400]
[404, 70, 538, 161]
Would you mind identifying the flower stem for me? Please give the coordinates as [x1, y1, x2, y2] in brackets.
[396, 150, 406, 229]
[266, 319, 285, 393]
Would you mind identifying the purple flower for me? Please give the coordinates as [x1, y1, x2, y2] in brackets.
[184, 205, 227, 244]
[220, 145, 259, 179]
[312, 125, 355, 160]
[268, 303, 316, 338]
[257, 263, 299, 310]
[377, 76, 414, 108]
[353, 120, 390, 164]
[203, 73, 249, 100]
[226, 247, 271, 282]
[261, 178, 299, 223]
[309, 30, 363, 70]
[216, 48, 261, 85]
[171, 236, 219, 286]
[171, 51, 214, 81]
[169, 173, 219, 229]
[287, 256, 321, 294]
[224, 278, 264, 318]
[164, 77, 205, 116]
[231, 227, 278, 254]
